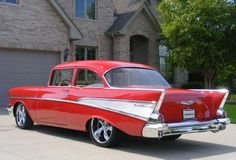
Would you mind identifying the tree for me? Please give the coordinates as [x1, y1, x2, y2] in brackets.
[157, 0, 236, 89]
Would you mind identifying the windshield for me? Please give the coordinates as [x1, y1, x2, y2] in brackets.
[104, 67, 171, 89]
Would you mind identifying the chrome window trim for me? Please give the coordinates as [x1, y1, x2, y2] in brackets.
[74, 67, 104, 88]
[49, 68, 74, 86]
[102, 67, 171, 89]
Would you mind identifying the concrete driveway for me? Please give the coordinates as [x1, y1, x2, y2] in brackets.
[0, 107, 236, 160]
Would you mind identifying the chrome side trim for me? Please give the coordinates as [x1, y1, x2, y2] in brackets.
[9, 96, 156, 121]
[154, 90, 165, 111]
[10, 96, 156, 105]
[219, 90, 229, 109]
[191, 89, 229, 93]
[142, 118, 230, 138]
[78, 97, 157, 104]
[77, 98, 157, 121]
[104, 87, 165, 92]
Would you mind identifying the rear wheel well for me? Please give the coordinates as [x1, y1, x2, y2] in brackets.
[13, 102, 22, 117]
[85, 117, 124, 135]
[85, 119, 92, 132]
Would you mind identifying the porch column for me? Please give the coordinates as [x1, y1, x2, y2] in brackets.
[70, 41, 76, 61]
[113, 35, 130, 61]
[148, 39, 160, 68]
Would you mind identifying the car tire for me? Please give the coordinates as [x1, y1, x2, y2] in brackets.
[15, 103, 34, 129]
[89, 118, 121, 148]
[160, 134, 182, 141]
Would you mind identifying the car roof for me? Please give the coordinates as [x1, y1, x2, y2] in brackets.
[53, 60, 155, 74]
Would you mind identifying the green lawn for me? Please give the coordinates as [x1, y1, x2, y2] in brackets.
[224, 104, 236, 124]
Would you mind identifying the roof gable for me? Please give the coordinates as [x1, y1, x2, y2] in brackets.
[106, 12, 136, 35]
[106, 1, 160, 35]
[48, 0, 83, 40]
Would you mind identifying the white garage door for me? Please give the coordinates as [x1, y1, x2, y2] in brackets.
[0, 49, 61, 107]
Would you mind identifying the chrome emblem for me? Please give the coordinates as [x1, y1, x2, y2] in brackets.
[180, 100, 194, 106]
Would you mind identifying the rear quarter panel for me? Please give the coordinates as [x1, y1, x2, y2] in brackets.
[67, 87, 163, 136]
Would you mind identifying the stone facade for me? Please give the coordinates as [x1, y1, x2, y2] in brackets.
[116, 9, 160, 68]
[56, 0, 161, 67]
[0, 0, 69, 52]
[0, 0, 188, 86]
[57, 0, 115, 60]
[0, 0, 161, 65]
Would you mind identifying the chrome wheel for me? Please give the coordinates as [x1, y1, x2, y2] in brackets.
[16, 104, 26, 127]
[91, 118, 113, 144]
[14, 103, 34, 129]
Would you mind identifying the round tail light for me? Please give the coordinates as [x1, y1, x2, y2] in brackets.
[216, 108, 226, 118]
[148, 112, 164, 123]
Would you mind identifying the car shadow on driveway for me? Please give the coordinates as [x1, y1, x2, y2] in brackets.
[32, 125, 92, 144]
[117, 136, 236, 160]
[30, 125, 236, 160]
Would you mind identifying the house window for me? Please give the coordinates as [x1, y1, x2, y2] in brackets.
[0, 0, 18, 4]
[159, 45, 168, 77]
[75, 0, 96, 20]
[76, 46, 97, 61]
[159, 45, 174, 84]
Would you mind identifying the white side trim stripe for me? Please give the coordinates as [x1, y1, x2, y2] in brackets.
[10, 97, 157, 121]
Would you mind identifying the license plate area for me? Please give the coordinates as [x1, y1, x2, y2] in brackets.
[183, 109, 195, 120]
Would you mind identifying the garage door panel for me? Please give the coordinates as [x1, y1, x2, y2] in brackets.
[0, 49, 60, 107]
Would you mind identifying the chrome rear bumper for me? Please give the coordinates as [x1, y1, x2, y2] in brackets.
[142, 118, 230, 138]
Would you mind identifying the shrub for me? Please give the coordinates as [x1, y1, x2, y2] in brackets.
[181, 82, 204, 89]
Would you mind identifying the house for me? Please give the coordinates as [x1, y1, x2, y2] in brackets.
[0, 0, 187, 107]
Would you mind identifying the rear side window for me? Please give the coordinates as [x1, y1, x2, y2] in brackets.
[76, 69, 103, 88]
[50, 69, 74, 86]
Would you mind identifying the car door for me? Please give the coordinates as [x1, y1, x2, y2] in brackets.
[67, 68, 105, 130]
[36, 68, 74, 125]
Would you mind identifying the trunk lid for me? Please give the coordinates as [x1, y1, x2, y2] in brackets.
[159, 89, 225, 123]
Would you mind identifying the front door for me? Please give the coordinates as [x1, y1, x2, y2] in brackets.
[36, 69, 74, 125]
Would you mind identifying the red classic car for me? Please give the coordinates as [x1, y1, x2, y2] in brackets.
[8, 60, 230, 147]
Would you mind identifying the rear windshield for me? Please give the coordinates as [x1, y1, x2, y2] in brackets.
[104, 67, 171, 89]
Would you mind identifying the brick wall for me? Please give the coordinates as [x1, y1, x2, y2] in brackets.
[0, 0, 68, 52]
[57, 0, 115, 60]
